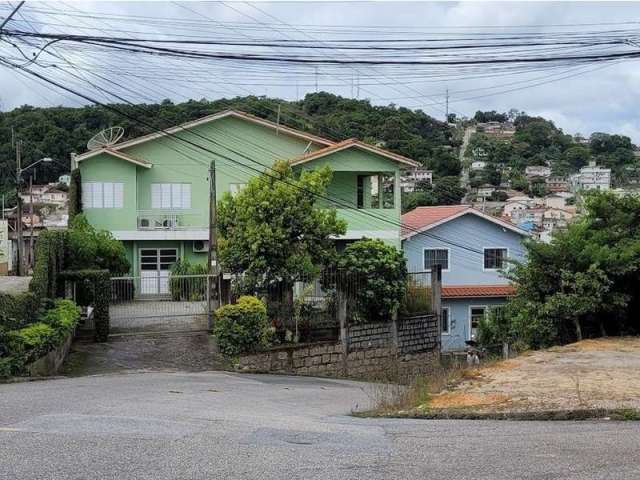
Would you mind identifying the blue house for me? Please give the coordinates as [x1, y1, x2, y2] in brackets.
[401, 205, 529, 351]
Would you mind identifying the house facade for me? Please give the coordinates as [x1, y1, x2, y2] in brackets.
[569, 161, 611, 192]
[401, 205, 528, 351]
[73, 110, 418, 293]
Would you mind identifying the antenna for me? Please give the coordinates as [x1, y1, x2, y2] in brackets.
[87, 126, 124, 151]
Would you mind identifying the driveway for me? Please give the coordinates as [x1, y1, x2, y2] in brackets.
[1, 372, 639, 479]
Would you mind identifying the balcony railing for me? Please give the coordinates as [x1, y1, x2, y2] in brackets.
[136, 210, 204, 230]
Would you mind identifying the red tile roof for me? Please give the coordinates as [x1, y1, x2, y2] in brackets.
[442, 284, 517, 299]
[401, 205, 471, 237]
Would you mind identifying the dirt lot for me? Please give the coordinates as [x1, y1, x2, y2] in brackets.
[424, 337, 640, 414]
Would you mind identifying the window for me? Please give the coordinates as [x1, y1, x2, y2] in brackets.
[151, 183, 191, 209]
[441, 307, 450, 335]
[81, 182, 123, 209]
[424, 248, 449, 271]
[357, 173, 395, 209]
[484, 248, 507, 270]
[229, 183, 247, 196]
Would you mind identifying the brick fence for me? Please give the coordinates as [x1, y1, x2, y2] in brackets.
[237, 313, 439, 380]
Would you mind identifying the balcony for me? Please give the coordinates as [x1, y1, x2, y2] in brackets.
[136, 210, 204, 231]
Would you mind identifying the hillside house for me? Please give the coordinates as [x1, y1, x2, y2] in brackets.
[569, 161, 611, 192]
[400, 168, 433, 192]
[73, 110, 419, 293]
[402, 205, 528, 351]
[525, 165, 552, 179]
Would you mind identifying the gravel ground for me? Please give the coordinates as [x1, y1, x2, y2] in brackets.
[430, 337, 640, 412]
[1, 372, 640, 479]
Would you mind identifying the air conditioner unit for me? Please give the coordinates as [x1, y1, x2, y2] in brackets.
[139, 217, 151, 229]
[193, 240, 209, 253]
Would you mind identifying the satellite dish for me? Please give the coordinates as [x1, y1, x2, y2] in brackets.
[87, 126, 124, 151]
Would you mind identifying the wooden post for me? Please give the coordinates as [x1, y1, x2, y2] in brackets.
[431, 264, 443, 351]
[502, 342, 510, 360]
[390, 308, 399, 354]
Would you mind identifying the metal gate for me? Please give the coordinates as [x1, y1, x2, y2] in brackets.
[110, 274, 215, 334]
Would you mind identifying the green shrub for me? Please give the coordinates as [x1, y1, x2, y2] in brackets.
[30, 229, 66, 299]
[0, 292, 52, 331]
[68, 169, 82, 222]
[41, 299, 81, 336]
[213, 296, 272, 356]
[8, 323, 58, 365]
[334, 239, 408, 322]
[169, 259, 208, 301]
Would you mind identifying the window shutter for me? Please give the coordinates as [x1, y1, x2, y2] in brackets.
[93, 182, 103, 209]
[161, 184, 171, 209]
[114, 183, 124, 208]
[171, 183, 182, 209]
[151, 184, 161, 209]
[181, 184, 191, 209]
[103, 182, 114, 208]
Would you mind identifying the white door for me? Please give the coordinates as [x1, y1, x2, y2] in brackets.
[139, 248, 178, 295]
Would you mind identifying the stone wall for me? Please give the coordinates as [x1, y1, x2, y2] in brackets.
[237, 314, 439, 380]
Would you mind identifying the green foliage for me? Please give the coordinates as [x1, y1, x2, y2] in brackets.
[68, 169, 82, 222]
[213, 296, 272, 356]
[0, 292, 52, 331]
[58, 270, 110, 342]
[1, 299, 80, 376]
[169, 259, 208, 301]
[218, 160, 346, 291]
[483, 192, 640, 349]
[29, 229, 66, 299]
[401, 284, 432, 315]
[402, 176, 465, 213]
[65, 214, 130, 274]
[335, 239, 407, 322]
[474, 110, 508, 123]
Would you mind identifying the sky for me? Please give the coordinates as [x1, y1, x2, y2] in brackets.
[1, 1, 639, 143]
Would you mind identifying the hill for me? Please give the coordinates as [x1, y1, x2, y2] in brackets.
[0, 93, 455, 204]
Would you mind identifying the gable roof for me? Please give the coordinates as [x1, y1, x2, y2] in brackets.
[442, 284, 516, 299]
[401, 205, 528, 239]
[289, 138, 420, 168]
[75, 109, 335, 162]
[76, 148, 152, 168]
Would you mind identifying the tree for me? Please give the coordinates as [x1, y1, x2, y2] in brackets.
[432, 176, 465, 204]
[217, 160, 346, 292]
[334, 239, 407, 322]
[483, 192, 640, 349]
[428, 147, 462, 177]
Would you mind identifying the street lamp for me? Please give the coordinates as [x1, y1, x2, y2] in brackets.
[15, 152, 53, 276]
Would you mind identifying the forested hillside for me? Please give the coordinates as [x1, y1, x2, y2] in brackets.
[0, 93, 455, 204]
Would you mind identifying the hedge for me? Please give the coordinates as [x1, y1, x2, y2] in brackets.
[68, 168, 82, 222]
[0, 292, 52, 331]
[1, 299, 80, 376]
[58, 270, 111, 342]
[30, 229, 66, 299]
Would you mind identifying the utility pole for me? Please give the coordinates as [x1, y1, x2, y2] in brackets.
[445, 88, 449, 123]
[28, 175, 34, 271]
[15, 139, 23, 276]
[207, 160, 221, 326]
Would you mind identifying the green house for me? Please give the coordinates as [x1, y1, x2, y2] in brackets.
[73, 110, 418, 293]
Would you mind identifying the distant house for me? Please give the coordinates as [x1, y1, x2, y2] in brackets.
[476, 183, 496, 198]
[471, 160, 487, 171]
[525, 165, 552, 179]
[401, 205, 528, 351]
[400, 168, 433, 192]
[569, 161, 611, 192]
[544, 193, 568, 209]
[19, 185, 68, 207]
[545, 177, 569, 193]
[502, 200, 529, 218]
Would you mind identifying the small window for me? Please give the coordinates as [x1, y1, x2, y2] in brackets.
[470, 307, 486, 340]
[424, 248, 449, 271]
[151, 183, 191, 209]
[441, 307, 450, 334]
[81, 182, 123, 209]
[484, 248, 507, 270]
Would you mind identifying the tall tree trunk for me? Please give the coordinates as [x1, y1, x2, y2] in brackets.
[574, 317, 583, 342]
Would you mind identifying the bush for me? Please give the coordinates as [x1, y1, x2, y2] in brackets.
[0, 292, 52, 331]
[213, 296, 272, 356]
[68, 169, 82, 222]
[169, 259, 208, 301]
[65, 214, 130, 274]
[30, 229, 66, 299]
[334, 239, 408, 322]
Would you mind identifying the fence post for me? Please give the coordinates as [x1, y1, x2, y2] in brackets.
[390, 308, 399, 355]
[207, 275, 213, 331]
[430, 264, 443, 352]
[502, 342, 510, 360]
[338, 289, 348, 376]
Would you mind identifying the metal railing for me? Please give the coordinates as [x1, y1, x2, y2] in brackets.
[136, 210, 204, 230]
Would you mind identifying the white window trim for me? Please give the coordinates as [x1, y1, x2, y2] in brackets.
[151, 183, 191, 210]
[441, 306, 450, 335]
[423, 247, 451, 273]
[482, 246, 509, 272]
[468, 305, 488, 341]
[81, 181, 124, 209]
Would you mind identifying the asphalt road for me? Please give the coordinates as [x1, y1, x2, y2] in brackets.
[1, 372, 639, 480]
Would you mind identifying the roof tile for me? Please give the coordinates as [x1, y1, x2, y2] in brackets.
[442, 284, 517, 298]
